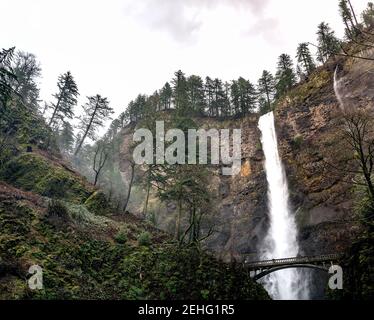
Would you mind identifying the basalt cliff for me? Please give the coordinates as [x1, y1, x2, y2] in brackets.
[119, 50, 374, 273]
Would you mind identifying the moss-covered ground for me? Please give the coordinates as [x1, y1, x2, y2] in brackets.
[0, 152, 269, 300]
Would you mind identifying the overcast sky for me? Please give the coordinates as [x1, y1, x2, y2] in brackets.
[1, 0, 370, 121]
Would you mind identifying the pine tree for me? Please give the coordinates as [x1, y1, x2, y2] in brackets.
[108, 118, 122, 138]
[258, 70, 275, 114]
[48, 71, 79, 128]
[258, 97, 269, 116]
[118, 112, 128, 128]
[212, 78, 227, 117]
[58, 121, 75, 154]
[159, 82, 172, 110]
[339, 0, 359, 38]
[296, 43, 316, 77]
[187, 75, 205, 115]
[316, 22, 341, 63]
[205, 77, 215, 116]
[230, 80, 240, 116]
[237, 77, 257, 115]
[222, 81, 232, 117]
[74, 95, 114, 156]
[134, 94, 147, 119]
[0, 47, 16, 110]
[11, 51, 41, 110]
[172, 70, 190, 115]
[275, 54, 297, 98]
[362, 2, 374, 28]
[147, 91, 160, 113]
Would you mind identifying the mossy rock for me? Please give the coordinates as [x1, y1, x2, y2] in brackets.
[0, 183, 270, 300]
[0, 153, 93, 203]
[288, 69, 331, 104]
[84, 191, 110, 215]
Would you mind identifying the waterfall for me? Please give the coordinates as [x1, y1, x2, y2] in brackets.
[258, 112, 309, 300]
[334, 67, 345, 110]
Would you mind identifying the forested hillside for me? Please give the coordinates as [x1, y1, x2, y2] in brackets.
[1, 0, 374, 300]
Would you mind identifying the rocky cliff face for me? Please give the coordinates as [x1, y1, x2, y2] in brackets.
[119, 51, 374, 265]
[119, 115, 268, 262]
[276, 51, 374, 257]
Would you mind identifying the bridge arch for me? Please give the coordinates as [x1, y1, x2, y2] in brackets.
[253, 264, 329, 281]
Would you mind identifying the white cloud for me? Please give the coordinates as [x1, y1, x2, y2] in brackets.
[125, 0, 272, 43]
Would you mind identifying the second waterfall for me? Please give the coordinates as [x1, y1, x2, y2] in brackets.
[258, 112, 309, 300]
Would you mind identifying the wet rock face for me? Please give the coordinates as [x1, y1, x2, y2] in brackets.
[119, 115, 269, 262]
[119, 54, 373, 264]
[275, 53, 374, 256]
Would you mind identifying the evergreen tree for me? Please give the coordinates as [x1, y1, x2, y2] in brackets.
[118, 111, 128, 128]
[230, 80, 240, 116]
[58, 121, 75, 154]
[222, 81, 232, 117]
[159, 82, 172, 110]
[108, 118, 122, 138]
[296, 43, 316, 77]
[275, 54, 296, 98]
[339, 0, 359, 38]
[316, 22, 341, 63]
[237, 77, 257, 115]
[0, 47, 16, 110]
[11, 51, 41, 111]
[258, 97, 269, 116]
[213, 78, 228, 118]
[205, 77, 215, 116]
[134, 94, 147, 119]
[48, 71, 79, 128]
[147, 91, 160, 113]
[362, 2, 374, 28]
[187, 75, 205, 115]
[74, 95, 114, 156]
[258, 70, 275, 115]
[172, 70, 190, 115]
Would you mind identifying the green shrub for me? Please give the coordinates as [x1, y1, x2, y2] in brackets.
[115, 229, 128, 244]
[293, 134, 304, 148]
[84, 191, 110, 215]
[147, 212, 157, 226]
[137, 232, 151, 246]
[47, 200, 68, 219]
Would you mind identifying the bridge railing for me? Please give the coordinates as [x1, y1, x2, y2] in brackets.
[245, 253, 343, 269]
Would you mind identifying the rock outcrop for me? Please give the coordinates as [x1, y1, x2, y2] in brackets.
[119, 50, 374, 267]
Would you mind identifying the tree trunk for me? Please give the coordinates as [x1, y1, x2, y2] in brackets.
[265, 84, 271, 111]
[143, 179, 151, 218]
[123, 163, 135, 213]
[175, 199, 182, 240]
[94, 172, 99, 186]
[48, 89, 64, 127]
[74, 101, 99, 156]
[347, 0, 359, 26]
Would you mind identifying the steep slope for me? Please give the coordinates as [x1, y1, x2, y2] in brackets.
[0, 149, 269, 300]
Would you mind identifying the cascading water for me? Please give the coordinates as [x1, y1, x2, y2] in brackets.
[258, 112, 309, 300]
[334, 68, 344, 110]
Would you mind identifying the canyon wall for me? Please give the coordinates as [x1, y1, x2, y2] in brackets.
[119, 52, 374, 263]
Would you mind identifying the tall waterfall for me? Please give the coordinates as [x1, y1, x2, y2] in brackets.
[258, 112, 309, 300]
